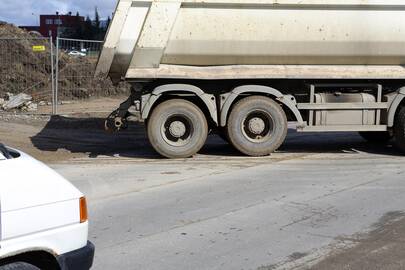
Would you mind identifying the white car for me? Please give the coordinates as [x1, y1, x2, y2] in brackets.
[0, 145, 94, 270]
[68, 51, 86, 57]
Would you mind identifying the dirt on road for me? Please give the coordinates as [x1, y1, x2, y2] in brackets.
[307, 212, 405, 270]
[0, 113, 151, 163]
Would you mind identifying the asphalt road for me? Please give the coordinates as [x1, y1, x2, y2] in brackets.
[52, 131, 405, 270]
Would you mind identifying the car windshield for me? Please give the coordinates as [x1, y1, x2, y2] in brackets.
[0, 144, 13, 159]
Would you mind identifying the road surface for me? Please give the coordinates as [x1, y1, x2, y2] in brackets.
[51, 131, 405, 270]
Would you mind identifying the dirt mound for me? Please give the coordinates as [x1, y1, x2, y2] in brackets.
[57, 53, 130, 100]
[0, 23, 52, 100]
[0, 23, 129, 102]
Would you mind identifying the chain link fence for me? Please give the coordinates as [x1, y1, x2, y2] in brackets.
[55, 37, 130, 115]
[0, 37, 55, 114]
[0, 36, 130, 115]
[56, 38, 103, 101]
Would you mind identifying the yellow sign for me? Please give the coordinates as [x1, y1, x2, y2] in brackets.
[32, 45, 46, 52]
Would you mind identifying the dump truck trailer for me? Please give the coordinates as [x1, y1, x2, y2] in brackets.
[96, 0, 405, 158]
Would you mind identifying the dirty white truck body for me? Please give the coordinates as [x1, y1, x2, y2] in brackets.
[96, 0, 405, 158]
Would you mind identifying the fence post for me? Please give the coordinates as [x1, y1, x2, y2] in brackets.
[55, 36, 59, 114]
[50, 35, 56, 115]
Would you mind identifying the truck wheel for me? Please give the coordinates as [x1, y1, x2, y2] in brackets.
[147, 99, 208, 158]
[227, 96, 288, 156]
[394, 106, 405, 152]
[0, 262, 40, 270]
[359, 131, 392, 144]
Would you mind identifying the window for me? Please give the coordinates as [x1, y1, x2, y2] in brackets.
[45, 19, 53, 25]
[0, 144, 20, 159]
[54, 19, 62, 25]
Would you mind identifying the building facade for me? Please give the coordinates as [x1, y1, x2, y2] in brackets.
[39, 13, 84, 39]
[19, 12, 85, 39]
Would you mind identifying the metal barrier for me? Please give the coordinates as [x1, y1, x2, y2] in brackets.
[0, 37, 55, 114]
[55, 37, 130, 115]
[56, 38, 103, 104]
[0, 36, 129, 115]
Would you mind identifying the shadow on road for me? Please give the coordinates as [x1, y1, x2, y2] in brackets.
[30, 116, 159, 159]
[31, 116, 403, 159]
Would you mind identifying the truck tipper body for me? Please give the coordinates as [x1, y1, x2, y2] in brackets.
[96, 0, 405, 158]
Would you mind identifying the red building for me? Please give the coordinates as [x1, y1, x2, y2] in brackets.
[38, 12, 84, 40]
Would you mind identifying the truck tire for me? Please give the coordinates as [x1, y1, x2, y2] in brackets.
[394, 106, 405, 152]
[359, 131, 392, 144]
[147, 99, 208, 158]
[0, 262, 40, 270]
[227, 96, 288, 156]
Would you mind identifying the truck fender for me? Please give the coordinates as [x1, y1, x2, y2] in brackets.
[219, 85, 305, 127]
[141, 84, 218, 124]
[387, 87, 405, 127]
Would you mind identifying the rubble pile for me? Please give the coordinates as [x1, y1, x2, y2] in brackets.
[0, 23, 50, 99]
[0, 92, 40, 112]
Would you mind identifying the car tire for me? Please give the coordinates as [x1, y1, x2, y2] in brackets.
[0, 262, 40, 270]
[227, 96, 288, 156]
[147, 99, 208, 158]
[359, 131, 392, 144]
[394, 106, 405, 152]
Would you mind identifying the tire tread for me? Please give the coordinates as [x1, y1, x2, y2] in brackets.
[147, 99, 208, 158]
[394, 106, 405, 152]
[227, 96, 288, 156]
[0, 262, 40, 270]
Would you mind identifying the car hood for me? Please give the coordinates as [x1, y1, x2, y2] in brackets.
[0, 149, 82, 212]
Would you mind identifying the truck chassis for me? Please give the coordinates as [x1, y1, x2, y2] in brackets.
[105, 80, 405, 158]
[96, 0, 405, 158]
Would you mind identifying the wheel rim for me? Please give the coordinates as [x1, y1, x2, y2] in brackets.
[161, 114, 193, 147]
[241, 110, 274, 143]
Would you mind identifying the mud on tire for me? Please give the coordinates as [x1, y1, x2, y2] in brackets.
[147, 99, 208, 158]
[227, 96, 288, 156]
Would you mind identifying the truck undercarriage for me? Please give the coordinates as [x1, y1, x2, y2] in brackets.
[104, 79, 405, 158]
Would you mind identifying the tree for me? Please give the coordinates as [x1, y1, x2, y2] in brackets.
[59, 7, 108, 40]
[94, 7, 100, 30]
[83, 15, 93, 39]
[93, 7, 105, 40]
[106, 16, 111, 31]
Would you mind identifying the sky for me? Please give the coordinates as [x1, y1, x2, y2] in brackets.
[0, 0, 117, 26]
